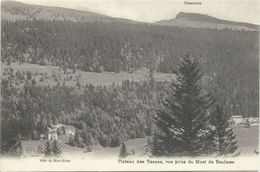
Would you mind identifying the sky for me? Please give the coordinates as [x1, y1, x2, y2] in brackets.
[3, 0, 260, 24]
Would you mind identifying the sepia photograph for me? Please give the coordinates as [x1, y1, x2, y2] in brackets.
[0, 0, 259, 171]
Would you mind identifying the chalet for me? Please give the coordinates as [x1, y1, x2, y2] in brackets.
[230, 115, 243, 125]
[245, 117, 259, 124]
[31, 124, 76, 141]
[63, 125, 75, 136]
[40, 134, 45, 140]
[47, 127, 58, 140]
[53, 124, 75, 136]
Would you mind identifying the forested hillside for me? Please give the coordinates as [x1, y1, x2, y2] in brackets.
[1, 20, 259, 117]
[1, 1, 137, 23]
[1, 70, 168, 149]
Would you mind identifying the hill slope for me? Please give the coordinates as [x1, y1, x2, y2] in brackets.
[156, 12, 259, 31]
[2, 1, 259, 31]
[1, 1, 138, 23]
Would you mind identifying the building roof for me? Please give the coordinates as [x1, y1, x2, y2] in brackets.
[231, 115, 243, 118]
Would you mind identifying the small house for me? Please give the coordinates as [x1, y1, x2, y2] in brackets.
[230, 115, 244, 125]
[244, 117, 259, 124]
[39, 134, 45, 140]
[63, 125, 75, 136]
[47, 127, 58, 140]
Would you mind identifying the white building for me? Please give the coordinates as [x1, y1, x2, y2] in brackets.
[230, 115, 244, 125]
[47, 127, 58, 140]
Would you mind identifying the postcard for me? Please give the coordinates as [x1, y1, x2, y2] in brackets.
[0, 0, 259, 171]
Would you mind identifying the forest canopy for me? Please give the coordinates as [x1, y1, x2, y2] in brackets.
[0, 20, 259, 154]
[1, 20, 258, 117]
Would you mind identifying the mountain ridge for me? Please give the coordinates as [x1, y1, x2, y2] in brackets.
[156, 12, 259, 31]
[1, 1, 139, 23]
[2, 1, 259, 31]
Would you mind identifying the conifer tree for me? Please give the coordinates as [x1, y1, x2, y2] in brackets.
[16, 141, 23, 157]
[153, 55, 215, 156]
[151, 134, 164, 156]
[119, 142, 128, 158]
[43, 141, 52, 157]
[52, 140, 63, 157]
[148, 68, 156, 90]
[213, 105, 238, 156]
[10, 140, 23, 157]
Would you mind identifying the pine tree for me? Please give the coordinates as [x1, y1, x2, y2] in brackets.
[52, 140, 63, 157]
[16, 141, 23, 157]
[213, 105, 238, 156]
[153, 55, 215, 156]
[119, 142, 128, 158]
[68, 135, 76, 146]
[43, 141, 52, 157]
[11, 140, 23, 157]
[148, 68, 156, 90]
[74, 129, 84, 147]
[151, 134, 164, 156]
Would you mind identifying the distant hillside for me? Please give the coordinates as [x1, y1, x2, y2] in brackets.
[2, 1, 259, 31]
[1, 1, 138, 23]
[156, 12, 259, 31]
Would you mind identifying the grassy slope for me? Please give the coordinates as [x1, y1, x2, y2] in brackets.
[233, 125, 259, 155]
[21, 125, 259, 158]
[1, 63, 175, 86]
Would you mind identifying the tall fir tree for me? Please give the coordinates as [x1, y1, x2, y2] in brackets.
[153, 55, 215, 156]
[52, 140, 63, 157]
[119, 142, 128, 158]
[213, 105, 238, 156]
[43, 141, 52, 157]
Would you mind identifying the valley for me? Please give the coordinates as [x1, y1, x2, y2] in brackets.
[19, 125, 259, 158]
[1, 0, 259, 161]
